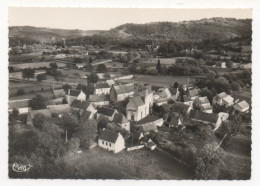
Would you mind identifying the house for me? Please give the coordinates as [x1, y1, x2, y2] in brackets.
[145, 139, 157, 150]
[198, 97, 213, 113]
[94, 82, 111, 95]
[110, 84, 134, 103]
[89, 94, 110, 107]
[27, 109, 52, 125]
[187, 89, 199, 100]
[98, 129, 125, 153]
[126, 88, 153, 121]
[189, 109, 222, 126]
[106, 79, 115, 87]
[112, 113, 130, 132]
[212, 92, 232, 106]
[169, 87, 180, 101]
[218, 112, 229, 121]
[8, 99, 31, 115]
[66, 89, 86, 104]
[222, 95, 234, 106]
[96, 107, 117, 121]
[47, 104, 71, 117]
[234, 100, 250, 113]
[158, 88, 172, 99]
[168, 112, 183, 128]
[70, 100, 96, 118]
[183, 95, 193, 106]
[221, 62, 226, 68]
[53, 89, 66, 98]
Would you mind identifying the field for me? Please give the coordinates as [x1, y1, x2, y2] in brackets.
[9, 80, 54, 98]
[219, 128, 251, 179]
[9, 61, 67, 69]
[130, 75, 197, 87]
[64, 147, 194, 179]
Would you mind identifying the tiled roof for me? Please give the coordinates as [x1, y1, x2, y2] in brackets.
[29, 109, 52, 119]
[89, 94, 109, 102]
[114, 84, 134, 94]
[223, 95, 234, 103]
[189, 109, 219, 124]
[139, 123, 158, 133]
[99, 129, 120, 143]
[9, 99, 29, 110]
[237, 100, 249, 109]
[183, 95, 192, 102]
[48, 104, 71, 114]
[97, 107, 116, 117]
[199, 96, 210, 104]
[113, 113, 129, 124]
[68, 89, 81, 97]
[53, 89, 66, 97]
[217, 92, 228, 99]
[136, 115, 160, 125]
[95, 82, 110, 89]
[71, 100, 91, 110]
[159, 88, 171, 98]
[188, 89, 199, 97]
[129, 96, 145, 107]
[82, 110, 92, 119]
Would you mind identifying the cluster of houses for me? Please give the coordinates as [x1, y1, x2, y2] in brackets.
[8, 74, 250, 154]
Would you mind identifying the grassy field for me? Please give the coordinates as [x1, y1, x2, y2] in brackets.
[131, 75, 197, 87]
[9, 61, 67, 69]
[9, 80, 54, 98]
[64, 147, 194, 179]
[219, 128, 251, 179]
[232, 88, 251, 105]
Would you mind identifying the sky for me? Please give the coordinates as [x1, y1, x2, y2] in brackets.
[9, 8, 252, 30]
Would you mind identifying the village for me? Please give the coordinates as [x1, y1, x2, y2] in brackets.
[8, 16, 252, 179]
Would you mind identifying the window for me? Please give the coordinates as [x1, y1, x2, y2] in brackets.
[106, 142, 108, 146]
[131, 114, 135, 120]
[141, 112, 143, 119]
[102, 141, 104, 145]
[109, 143, 111, 147]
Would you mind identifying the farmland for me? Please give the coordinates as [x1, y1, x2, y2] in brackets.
[64, 147, 194, 179]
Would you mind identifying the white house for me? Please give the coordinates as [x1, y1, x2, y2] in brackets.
[212, 92, 234, 106]
[98, 129, 125, 153]
[66, 89, 86, 104]
[94, 82, 111, 95]
[8, 99, 31, 115]
[234, 100, 250, 113]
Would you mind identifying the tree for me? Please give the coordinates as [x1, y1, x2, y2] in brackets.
[193, 97, 201, 111]
[226, 61, 233, 68]
[61, 113, 80, 140]
[28, 94, 46, 110]
[195, 144, 224, 179]
[156, 59, 162, 74]
[97, 115, 108, 131]
[36, 74, 46, 82]
[32, 114, 46, 129]
[49, 62, 58, 69]
[89, 57, 93, 64]
[22, 68, 35, 80]
[96, 64, 108, 73]
[173, 82, 179, 88]
[62, 84, 72, 94]
[16, 88, 25, 96]
[88, 72, 99, 83]
[73, 119, 98, 150]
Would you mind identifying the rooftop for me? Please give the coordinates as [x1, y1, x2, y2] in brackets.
[237, 100, 250, 109]
[53, 89, 66, 98]
[71, 100, 91, 110]
[129, 96, 145, 107]
[97, 107, 116, 117]
[95, 82, 110, 89]
[99, 129, 120, 143]
[113, 113, 129, 125]
[188, 89, 199, 97]
[68, 89, 82, 97]
[9, 99, 29, 110]
[89, 94, 109, 102]
[217, 92, 228, 99]
[113, 84, 134, 94]
[29, 109, 52, 119]
[48, 104, 71, 114]
[189, 109, 219, 124]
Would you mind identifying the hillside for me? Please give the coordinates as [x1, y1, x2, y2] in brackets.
[9, 26, 103, 44]
[101, 18, 252, 41]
